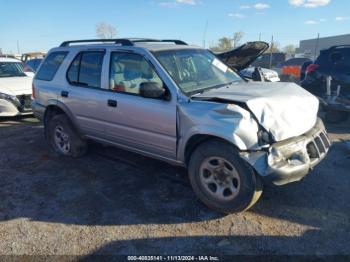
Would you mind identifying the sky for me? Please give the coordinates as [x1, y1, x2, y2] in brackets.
[0, 0, 349, 54]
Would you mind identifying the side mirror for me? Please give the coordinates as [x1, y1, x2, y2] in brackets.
[139, 82, 166, 99]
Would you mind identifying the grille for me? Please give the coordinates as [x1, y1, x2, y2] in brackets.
[315, 137, 325, 154]
[306, 131, 330, 160]
[16, 95, 32, 109]
[320, 132, 330, 148]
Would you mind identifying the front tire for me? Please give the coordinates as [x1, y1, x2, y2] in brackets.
[188, 139, 262, 213]
[47, 114, 88, 158]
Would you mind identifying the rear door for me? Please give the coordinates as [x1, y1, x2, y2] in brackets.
[58, 50, 112, 138]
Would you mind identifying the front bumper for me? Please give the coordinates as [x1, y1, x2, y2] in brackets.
[242, 118, 330, 186]
[0, 95, 32, 117]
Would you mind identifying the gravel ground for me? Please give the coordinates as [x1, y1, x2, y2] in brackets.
[0, 115, 349, 258]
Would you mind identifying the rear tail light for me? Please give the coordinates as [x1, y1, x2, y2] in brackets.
[306, 64, 320, 74]
[32, 83, 36, 99]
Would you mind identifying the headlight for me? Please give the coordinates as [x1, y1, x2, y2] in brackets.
[269, 147, 284, 163]
[0, 92, 17, 101]
[258, 129, 271, 145]
[268, 140, 306, 165]
[0, 92, 20, 107]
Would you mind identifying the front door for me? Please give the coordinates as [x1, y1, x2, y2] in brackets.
[103, 51, 177, 160]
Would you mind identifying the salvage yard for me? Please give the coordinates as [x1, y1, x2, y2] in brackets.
[0, 115, 349, 256]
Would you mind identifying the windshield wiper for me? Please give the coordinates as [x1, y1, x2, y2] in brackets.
[188, 80, 239, 97]
[201, 81, 235, 94]
[189, 87, 216, 97]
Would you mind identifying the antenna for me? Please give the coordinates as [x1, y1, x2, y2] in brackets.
[314, 33, 320, 59]
[202, 20, 208, 48]
[17, 40, 20, 54]
[269, 35, 274, 69]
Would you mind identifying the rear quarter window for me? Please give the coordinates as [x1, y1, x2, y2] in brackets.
[35, 51, 68, 81]
[331, 48, 350, 67]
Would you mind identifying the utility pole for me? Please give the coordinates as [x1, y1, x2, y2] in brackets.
[259, 33, 261, 41]
[269, 35, 274, 69]
[202, 20, 208, 48]
[17, 40, 20, 54]
[314, 33, 320, 59]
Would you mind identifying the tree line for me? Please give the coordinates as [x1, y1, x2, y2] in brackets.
[210, 31, 296, 54]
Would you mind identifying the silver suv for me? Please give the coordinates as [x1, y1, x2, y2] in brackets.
[32, 39, 330, 213]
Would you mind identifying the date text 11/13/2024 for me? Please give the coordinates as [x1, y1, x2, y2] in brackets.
[127, 255, 220, 261]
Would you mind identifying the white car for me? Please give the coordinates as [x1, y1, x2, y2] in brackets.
[240, 66, 280, 82]
[0, 57, 33, 117]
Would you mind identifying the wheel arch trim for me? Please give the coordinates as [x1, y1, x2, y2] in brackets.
[179, 129, 246, 165]
[43, 100, 82, 136]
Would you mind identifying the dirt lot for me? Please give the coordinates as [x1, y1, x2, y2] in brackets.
[0, 115, 349, 257]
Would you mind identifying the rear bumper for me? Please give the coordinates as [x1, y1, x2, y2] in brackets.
[264, 118, 330, 185]
[31, 101, 45, 120]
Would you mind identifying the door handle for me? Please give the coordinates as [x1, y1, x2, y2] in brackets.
[107, 99, 117, 107]
[61, 91, 69, 98]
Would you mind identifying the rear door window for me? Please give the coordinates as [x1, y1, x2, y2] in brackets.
[35, 51, 68, 81]
[67, 51, 104, 88]
[67, 53, 81, 84]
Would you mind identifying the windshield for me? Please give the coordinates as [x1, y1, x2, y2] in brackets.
[0, 62, 26, 77]
[154, 49, 242, 95]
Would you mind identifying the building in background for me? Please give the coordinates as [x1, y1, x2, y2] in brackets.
[296, 34, 350, 59]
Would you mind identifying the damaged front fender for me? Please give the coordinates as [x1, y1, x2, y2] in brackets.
[177, 99, 264, 163]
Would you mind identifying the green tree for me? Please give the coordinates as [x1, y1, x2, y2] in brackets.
[233, 31, 244, 47]
[210, 37, 233, 52]
[266, 41, 280, 53]
[283, 44, 296, 54]
[96, 22, 117, 39]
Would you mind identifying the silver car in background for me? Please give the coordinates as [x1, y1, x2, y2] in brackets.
[32, 39, 330, 213]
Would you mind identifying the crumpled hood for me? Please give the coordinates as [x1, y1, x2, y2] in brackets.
[0, 76, 32, 96]
[192, 82, 319, 142]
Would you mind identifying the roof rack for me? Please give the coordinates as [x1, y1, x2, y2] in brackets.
[60, 39, 134, 47]
[131, 39, 188, 45]
[59, 38, 188, 47]
[329, 45, 350, 50]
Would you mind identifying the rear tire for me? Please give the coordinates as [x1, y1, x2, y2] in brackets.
[188, 139, 262, 214]
[47, 114, 88, 158]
